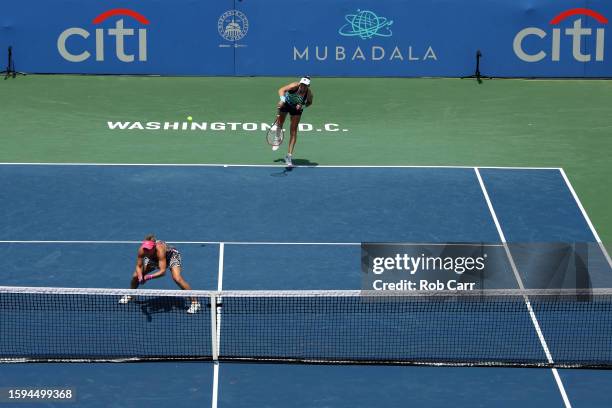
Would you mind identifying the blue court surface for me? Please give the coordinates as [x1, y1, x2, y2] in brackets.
[1, 164, 611, 407]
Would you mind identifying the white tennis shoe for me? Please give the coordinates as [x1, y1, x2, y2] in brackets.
[118, 295, 132, 304]
[187, 301, 201, 314]
[284, 154, 293, 167]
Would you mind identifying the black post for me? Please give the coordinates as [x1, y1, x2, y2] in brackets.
[475, 50, 482, 80]
[461, 50, 491, 83]
[1, 46, 26, 79]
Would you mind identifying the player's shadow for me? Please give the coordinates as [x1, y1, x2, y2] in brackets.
[136, 297, 189, 321]
[271, 158, 319, 177]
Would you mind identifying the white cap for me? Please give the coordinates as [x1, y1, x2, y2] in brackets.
[299, 77, 311, 86]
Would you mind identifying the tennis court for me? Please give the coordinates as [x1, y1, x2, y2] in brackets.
[0, 156, 611, 406]
[4, 0, 612, 404]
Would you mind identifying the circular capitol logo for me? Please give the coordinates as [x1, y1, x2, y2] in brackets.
[218, 10, 249, 42]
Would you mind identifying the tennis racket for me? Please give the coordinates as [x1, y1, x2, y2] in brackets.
[266, 117, 284, 148]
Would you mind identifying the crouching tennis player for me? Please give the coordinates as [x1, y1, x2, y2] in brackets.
[119, 234, 201, 314]
[273, 76, 314, 166]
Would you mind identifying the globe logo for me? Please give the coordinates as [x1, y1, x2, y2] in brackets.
[338, 9, 393, 39]
[218, 10, 249, 42]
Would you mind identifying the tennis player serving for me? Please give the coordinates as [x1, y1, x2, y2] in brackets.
[119, 234, 201, 314]
[272, 76, 314, 166]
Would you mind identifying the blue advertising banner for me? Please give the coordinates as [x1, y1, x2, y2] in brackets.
[0, 0, 235, 75]
[235, 0, 612, 77]
[1, 0, 610, 77]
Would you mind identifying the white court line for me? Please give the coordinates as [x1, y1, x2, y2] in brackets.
[474, 167, 572, 408]
[0, 240, 360, 245]
[216, 243, 224, 356]
[0, 240, 146, 244]
[0, 162, 562, 170]
[211, 362, 219, 408]
[558, 168, 612, 269]
[211, 243, 224, 408]
[218, 243, 225, 292]
[0, 240, 505, 247]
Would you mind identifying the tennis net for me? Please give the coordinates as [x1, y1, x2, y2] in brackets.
[1, 286, 611, 368]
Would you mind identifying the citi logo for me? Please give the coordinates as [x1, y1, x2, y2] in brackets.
[58, 9, 149, 63]
[514, 8, 607, 62]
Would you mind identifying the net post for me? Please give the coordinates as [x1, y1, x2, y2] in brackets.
[210, 294, 218, 360]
